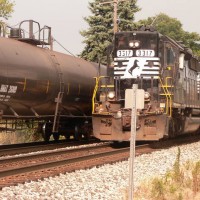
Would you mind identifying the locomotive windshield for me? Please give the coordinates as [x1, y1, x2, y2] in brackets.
[113, 31, 159, 57]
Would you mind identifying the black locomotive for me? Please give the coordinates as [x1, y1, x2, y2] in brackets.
[92, 26, 200, 141]
[0, 20, 106, 141]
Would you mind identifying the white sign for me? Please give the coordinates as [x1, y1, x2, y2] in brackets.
[125, 89, 145, 109]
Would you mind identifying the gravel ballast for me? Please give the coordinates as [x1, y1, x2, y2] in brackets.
[0, 141, 200, 200]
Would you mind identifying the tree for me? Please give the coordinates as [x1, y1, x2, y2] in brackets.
[80, 0, 140, 64]
[137, 13, 200, 56]
[137, 13, 184, 40]
[0, 0, 14, 19]
[182, 31, 200, 56]
[117, 0, 140, 31]
[0, 0, 15, 34]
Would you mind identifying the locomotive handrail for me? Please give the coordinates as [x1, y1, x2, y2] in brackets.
[92, 76, 110, 113]
[158, 76, 173, 117]
[159, 77, 170, 116]
[165, 77, 173, 117]
[92, 77, 101, 113]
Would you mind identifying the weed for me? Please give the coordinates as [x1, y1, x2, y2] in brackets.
[133, 148, 200, 200]
[192, 161, 200, 194]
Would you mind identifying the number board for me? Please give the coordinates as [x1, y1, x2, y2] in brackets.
[117, 50, 133, 57]
[136, 50, 155, 57]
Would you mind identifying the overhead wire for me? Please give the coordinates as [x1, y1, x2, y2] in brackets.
[52, 37, 76, 57]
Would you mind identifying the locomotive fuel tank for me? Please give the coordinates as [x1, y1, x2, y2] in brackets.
[0, 36, 104, 118]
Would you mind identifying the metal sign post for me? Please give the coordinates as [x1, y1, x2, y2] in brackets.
[128, 84, 137, 200]
[128, 84, 144, 200]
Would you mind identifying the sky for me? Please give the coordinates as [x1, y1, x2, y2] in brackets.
[7, 0, 200, 55]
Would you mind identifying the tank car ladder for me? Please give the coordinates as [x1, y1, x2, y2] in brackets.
[50, 54, 64, 134]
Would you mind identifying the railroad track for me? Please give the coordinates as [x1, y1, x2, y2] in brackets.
[0, 143, 150, 189]
[0, 134, 200, 189]
[0, 139, 99, 157]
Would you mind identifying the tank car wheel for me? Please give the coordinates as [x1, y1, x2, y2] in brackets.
[74, 125, 82, 141]
[44, 134, 51, 142]
[53, 132, 60, 141]
[42, 122, 52, 142]
[65, 134, 70, 140]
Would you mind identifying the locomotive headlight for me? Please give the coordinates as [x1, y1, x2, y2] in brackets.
[134, 41, 140, 47]
[144, 92, 150, 100]
[129, 41, 134, 47]
[129, 40, 140, 48]
[107, 91, 115, 99]
[114, 111, 122, 119]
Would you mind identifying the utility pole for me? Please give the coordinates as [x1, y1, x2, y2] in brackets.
[100, 0, 118, 33]
[100, 0, 127, 33]
[113, 0, 118, 33]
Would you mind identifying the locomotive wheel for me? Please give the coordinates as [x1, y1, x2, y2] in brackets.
[168, 117, 184, 138]
[168, 118, 176, 138]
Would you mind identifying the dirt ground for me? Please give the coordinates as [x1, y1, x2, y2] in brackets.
[0, 131, 43, 145]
